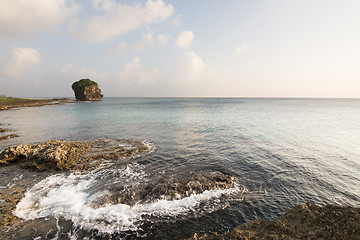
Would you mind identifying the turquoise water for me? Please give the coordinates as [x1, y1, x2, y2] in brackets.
[1, 98, 360, 239]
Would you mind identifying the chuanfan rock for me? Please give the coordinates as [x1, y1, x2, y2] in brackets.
[71, 79, 103, 101]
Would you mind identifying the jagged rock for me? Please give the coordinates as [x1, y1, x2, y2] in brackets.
[189, 202, 360, 240]
[0, 186, 25, 229]
[0, 139, 149, 172]
[71, 79, 103, 101]
[91, 170, 234, 206]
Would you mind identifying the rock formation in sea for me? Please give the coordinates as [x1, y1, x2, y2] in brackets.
[71, 79, 103, 101]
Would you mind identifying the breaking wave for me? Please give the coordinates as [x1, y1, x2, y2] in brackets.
[15, 164, 243, 233]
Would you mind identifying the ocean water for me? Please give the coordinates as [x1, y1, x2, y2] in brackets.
[1, 98, 359, 239]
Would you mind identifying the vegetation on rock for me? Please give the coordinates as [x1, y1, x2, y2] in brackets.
[0, 97, 73, 111]
[75, 79, 98, 87]
[0, 96, 34, 103]
[72, 79, 103, 101]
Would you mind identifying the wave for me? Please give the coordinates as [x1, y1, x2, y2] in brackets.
[15, 166, 243, 233]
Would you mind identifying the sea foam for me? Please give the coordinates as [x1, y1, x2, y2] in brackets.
[15, 166, 240, 233]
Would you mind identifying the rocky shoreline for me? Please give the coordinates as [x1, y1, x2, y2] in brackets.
[0, 139, 150, 172]
[0, 97, 74, 111]
[189, 202, 360, 240]
[0, 138, 150, 230]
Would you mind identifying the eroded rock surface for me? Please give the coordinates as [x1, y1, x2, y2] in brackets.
[0, 186, 25, 229]
[72, 79, 103, 101]
[0, 139, 149, 172]
[189, 202, 360, 240]
[92, 170, 234, 206]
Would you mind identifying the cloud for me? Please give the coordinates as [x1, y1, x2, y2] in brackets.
[176, 30, 194, 49]
[172, 50, 228, 90]
[2, 48, 41, 77]
[118, 57, 158, 85]
[235, 43, 248, 53]
[181, 51, 206, 81]
[172, 50, 208, 84]
[71, 0, 174, 42]
[61, 63, 109, 82]
[109, 31, 171, 54]
[0, 0, 80, 38]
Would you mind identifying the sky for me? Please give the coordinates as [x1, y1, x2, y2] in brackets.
[0, 0, 359, 98]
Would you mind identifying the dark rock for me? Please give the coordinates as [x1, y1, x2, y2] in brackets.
[189, 202, 360, 240]
[0, 133, 19, 141]
[92, 170, 234, 206]
[71, 79, 103, 101]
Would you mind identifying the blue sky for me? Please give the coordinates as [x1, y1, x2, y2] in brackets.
[0, 0, 359, 98]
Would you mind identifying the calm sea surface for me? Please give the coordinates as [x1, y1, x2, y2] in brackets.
[1, 98, 360, 239]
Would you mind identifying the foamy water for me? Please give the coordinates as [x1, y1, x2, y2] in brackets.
[15, 170, 241, 233]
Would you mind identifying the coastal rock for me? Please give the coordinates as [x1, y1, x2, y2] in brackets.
[0, 126, 19, 141]
[0, 139, 149, 171]
[189, 202, 360, 240]
[0, 186, 25, 229]
[71, 79, 103, 101]
[0, 134, 19, 141]
[91, 170, 234, 206]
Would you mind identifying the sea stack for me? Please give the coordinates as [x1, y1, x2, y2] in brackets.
[71, 79, 103, 101]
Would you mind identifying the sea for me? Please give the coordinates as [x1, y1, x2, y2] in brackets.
[0, 98, 359, 239]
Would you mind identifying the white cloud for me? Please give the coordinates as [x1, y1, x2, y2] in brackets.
[172, 50, 228, 90]
[176, 51, 206, 83]
[2, 48, 41, 77]
[183, 51, 206, 78]
[235, 43, 248, 53]
[109, 31, 171, 54]
[61, 63, 109, 82]
[176, 30, 194, 49]
[0, 0, 80, 38]
[71, 0, 174, 42]
[118, 57, 158, 85]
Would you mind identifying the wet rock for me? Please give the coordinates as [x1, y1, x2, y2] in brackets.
[0, 216, 58, 239]
[0, 128, 8, 133]
[0, 139, 149, 172]
[71, 79, 103, 101]
[0, 133, 19, 141]
[189, 202, 360, 240]
[92, 170, 234, 206]
[0, 186, 25, 230]
[0, 126, 20, 141]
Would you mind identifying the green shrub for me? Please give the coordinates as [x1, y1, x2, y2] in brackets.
[76, 79, 97, 87]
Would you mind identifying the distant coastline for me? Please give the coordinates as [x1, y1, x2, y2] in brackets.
[0, 96, 74, 111]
